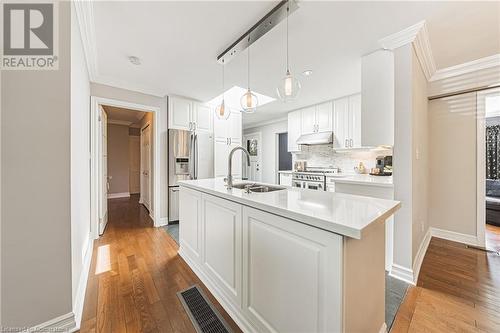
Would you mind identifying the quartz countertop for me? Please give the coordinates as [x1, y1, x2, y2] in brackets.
[326, 174, 393, 188]
[179, 178, 400, 239]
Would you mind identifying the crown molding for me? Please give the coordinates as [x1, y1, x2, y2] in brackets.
[74, 0, 98, 81]
[108, 119, 133, 126]
[430, 54, 500, 82]
[379, 20, 436, 81]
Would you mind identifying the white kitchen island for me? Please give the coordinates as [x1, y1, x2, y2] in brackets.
[178, 178, 400, 333]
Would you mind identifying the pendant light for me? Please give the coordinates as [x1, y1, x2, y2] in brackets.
[276, 0, 300, 102]
[240, 36, 258, 113]
[215, 59, 230, 120]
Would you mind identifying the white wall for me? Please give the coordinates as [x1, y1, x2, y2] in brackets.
[1, 1, 73, 326]
[70, 2, 92, 326]
[244, 119, 288, 184]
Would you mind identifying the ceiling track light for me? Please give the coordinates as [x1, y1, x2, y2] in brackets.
[277, 0, 301, 102]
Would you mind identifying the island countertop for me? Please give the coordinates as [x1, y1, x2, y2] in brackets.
[179, 178, 400, 239]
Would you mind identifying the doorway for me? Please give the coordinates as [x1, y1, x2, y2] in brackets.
[277, 132, 292, 171]
[479, 87, 500, 252]
[243, 132, 262, 182]
[90, 97, 160, 239]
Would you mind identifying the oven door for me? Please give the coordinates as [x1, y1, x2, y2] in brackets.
[305, 181, 325, 191]
[292, 180, 304, 188]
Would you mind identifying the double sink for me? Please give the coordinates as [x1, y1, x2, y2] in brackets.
[231, 182, 286, 193]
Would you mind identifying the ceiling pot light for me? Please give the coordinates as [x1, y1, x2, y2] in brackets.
[302, 69, 313, 76]
[276, 1, 300, 102]
[240, 37, 258, 113]
[128, 56, 141, 65]
[215, 60, 231, 120]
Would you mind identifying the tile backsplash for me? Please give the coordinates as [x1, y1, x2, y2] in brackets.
[292, 145, 392, 174]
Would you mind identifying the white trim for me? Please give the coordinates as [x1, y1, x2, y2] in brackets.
[430, 54, 500, 82]
[29, 312, 77, 333]
[90, 96, 162, 240]
[157, 217, 168, 227]
[243, 116, 288, 130]
[73, 239, 94, 329]
[107, 192, 130, 199]
[73, 1, 98, 81]
[389, 264, 415, 285]
[107, 119, 133, 126]
[430, 227, 479, 247]
[378, 20, 436, 81]
[476, 90, 488, 248]
[379, 322, 388, 333]
[412, 228, 431, 283]
[140, 121, 153, 213]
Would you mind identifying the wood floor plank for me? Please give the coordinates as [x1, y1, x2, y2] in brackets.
[78, 195, 242, 333]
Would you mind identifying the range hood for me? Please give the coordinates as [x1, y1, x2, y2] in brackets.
[296, 132, 333, 145]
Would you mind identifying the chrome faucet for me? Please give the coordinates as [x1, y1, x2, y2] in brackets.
[225, 146, 251, 189]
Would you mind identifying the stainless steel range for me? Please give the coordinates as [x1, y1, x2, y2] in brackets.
[292, 167, 341, 191]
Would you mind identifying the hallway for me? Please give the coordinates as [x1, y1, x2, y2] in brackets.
[79, 195, 241, 333]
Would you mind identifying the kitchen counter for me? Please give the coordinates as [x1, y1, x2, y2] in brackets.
[178, 177, 400, 333]
[179, 178, 399, 239]
[277, 170, 293, 173]
[327, 173, 393, 187]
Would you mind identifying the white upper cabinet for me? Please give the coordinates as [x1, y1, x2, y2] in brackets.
[287, 110, 301, 152]
[301, 106, 317, 135]
[361, 50, 394, 147]
[214, 111, 242, 178]
[316, 101, 333, 133]
[333, 94, 361, 149]
[300, 103, 333, 135]
[168, 96, 213, 132]
[229, 112, 242, 140]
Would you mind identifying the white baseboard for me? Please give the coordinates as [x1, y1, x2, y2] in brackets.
[430, 227, 478, 247]
[379, 322, 388, 333]
[73, 238, 94, 329]
[156, 217, 168, 227]
[412, 228, 432, 283]
[29, 312, 76, 332]
[389, 264, 415, 285]
[107, 192, 130, 199]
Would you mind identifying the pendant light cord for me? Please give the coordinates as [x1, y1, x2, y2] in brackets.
[222, 59, 225, 99]
[286, 0, 289, 72]
[247, 36, 251, 89]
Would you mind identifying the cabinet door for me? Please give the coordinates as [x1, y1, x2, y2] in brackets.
[300, 106, 316, 135]
[316, 101, 333, 133]
[194, 103, 213, 133]
[202, 194, 242, 306]
[333, 97, 349, 148]
[214, 139, 228, 178]
[229, 139, 242, 178]
[179, 187, 202, 262]
[242, 207, 343, 333]
[168, 96, 192, 130]
[287, 110, 301, 152]
[229, 111, 242, 141]
[279, 173, 292, 186]
[213, 111, 228, 140]
[348, 94, 361, 148]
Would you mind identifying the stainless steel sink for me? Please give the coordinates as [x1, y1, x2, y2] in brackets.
[231, 182, 286, 193]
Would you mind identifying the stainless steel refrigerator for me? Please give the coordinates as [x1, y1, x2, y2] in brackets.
[168, 129, 214, 222]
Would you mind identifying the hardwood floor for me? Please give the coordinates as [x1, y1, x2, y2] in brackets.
[391, 237, 500, 332]
[486, 224, 500, 253]
[79, 195, 242, 333]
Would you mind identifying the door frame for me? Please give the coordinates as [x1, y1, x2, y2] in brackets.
[90, 96, 161, 240]
[242, 131, 262, 181]
[139, 121, 152, 211]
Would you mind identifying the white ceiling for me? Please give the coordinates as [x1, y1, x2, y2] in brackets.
[91, 1, 500, 128]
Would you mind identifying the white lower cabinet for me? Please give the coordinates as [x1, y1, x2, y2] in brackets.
[202, 194, 242, 307]
[179, 187, 343, 333]
[278, 172, 292, 186]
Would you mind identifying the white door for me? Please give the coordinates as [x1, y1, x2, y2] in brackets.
[129, 136, 141, 194]
[99, 107, 108, 235]
[348, 94, 362, 148]
[194, 103, 213, 133]
[301, 106, 316, 134]
[287, 110, 301, 152]
[243, 132, 262, 182]
[214, 138, 228, 178]
[141, 124, 152, 211]
[316, 101, 333, 133]
[168, 96, 192, 130]
[333, 97, 349, 149]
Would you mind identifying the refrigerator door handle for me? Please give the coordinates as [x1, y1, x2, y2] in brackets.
[194, 134, 198, 179]
[188, 133, 194, 179]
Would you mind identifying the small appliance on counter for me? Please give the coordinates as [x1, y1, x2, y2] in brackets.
[294, 160, 307, 172]
[370, 155, 392, 176]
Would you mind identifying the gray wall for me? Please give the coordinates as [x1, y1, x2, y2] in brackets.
[107, 124, 131, 194]
[1, 1, 73, 326]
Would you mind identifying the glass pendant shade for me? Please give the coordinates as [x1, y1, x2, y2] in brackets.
[240, 89, 258, 113]
[215, 99, 230, 120]
[277, 70, 301, 102]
